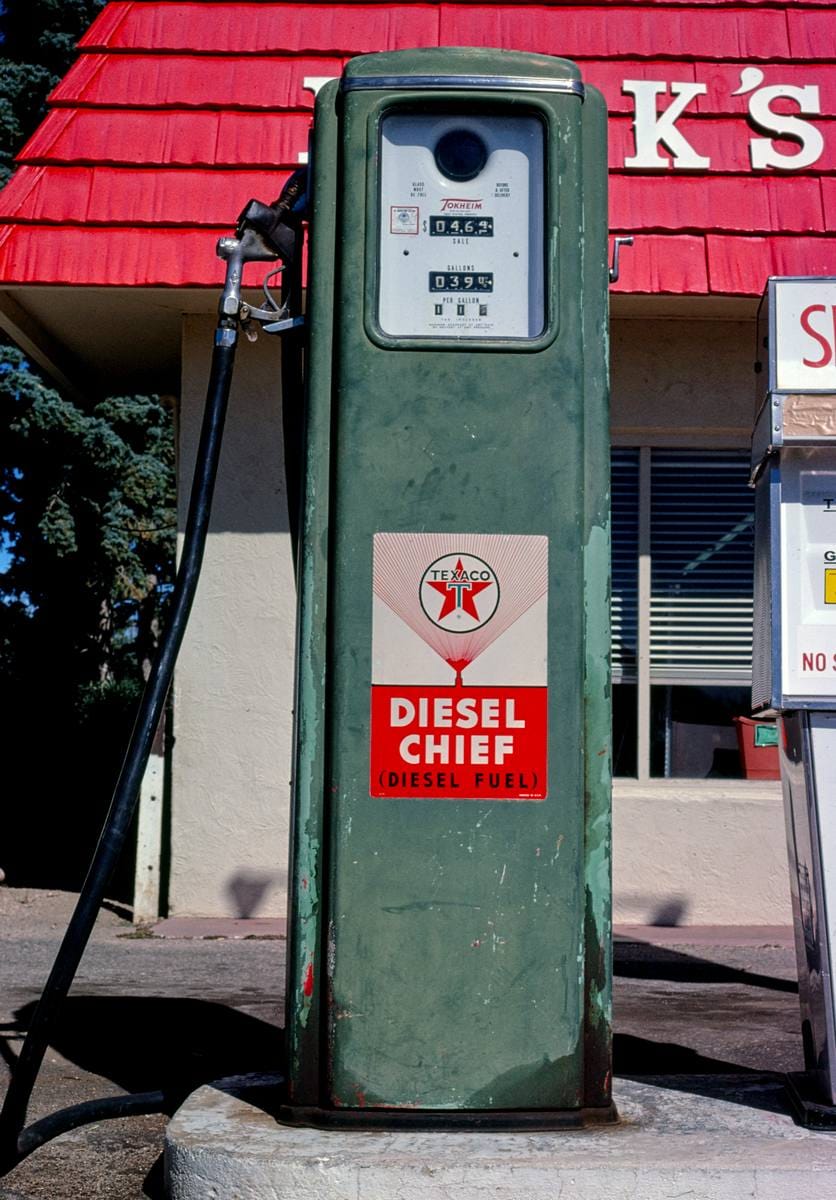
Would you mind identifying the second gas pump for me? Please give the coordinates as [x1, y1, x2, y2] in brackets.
[752, 275, 836, 1127]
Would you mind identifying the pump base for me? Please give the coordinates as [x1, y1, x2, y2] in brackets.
[276, 1101, 618, 1131]
[784, 1072, 836, 1131]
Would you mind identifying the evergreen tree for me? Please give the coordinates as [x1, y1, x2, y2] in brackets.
[0, 346, 176, 695]
[0, 347, 176, 888]
[0, 0, 105, 183]
[0, 2, 176, 889]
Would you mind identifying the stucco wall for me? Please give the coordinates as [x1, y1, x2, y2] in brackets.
[170, 315, 296, 917]
[611, 316, 756, 442]
[168, 313, 792, 923]
[613, 780, 790, 925]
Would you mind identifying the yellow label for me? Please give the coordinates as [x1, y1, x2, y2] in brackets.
[826, 569, 836, 604]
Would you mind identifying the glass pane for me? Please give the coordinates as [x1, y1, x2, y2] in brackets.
[613, 683, 637, 777]
[650, 685, 751, 779]
[611, 449, 639, 682]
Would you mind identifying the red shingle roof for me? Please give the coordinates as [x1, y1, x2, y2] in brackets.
[0, 0, 835, 296]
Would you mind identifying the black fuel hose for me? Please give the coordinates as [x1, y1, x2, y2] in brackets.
[0, 320, 239, 1175]
[15, 1091, 169, 1166]
[281, 251, 304, 563]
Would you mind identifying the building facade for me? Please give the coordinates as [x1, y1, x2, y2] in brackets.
[1, 0, 834, 920]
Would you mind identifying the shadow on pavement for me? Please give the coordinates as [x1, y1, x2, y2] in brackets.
[1, 996, 284, 1099]
[614, 1031, 756, 1077]
[614, 940, 798, 994]
[615, 1031, 791, 1116]
[613, 940, 800, 1117]
[143, 1152, 166, 1199]
[0, 962, 799, 1190]
[1, 997, 286, 1200]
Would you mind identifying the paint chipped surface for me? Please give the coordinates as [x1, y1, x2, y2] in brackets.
[308, 69, 611, 1113]
[294, 830, 321, 1030]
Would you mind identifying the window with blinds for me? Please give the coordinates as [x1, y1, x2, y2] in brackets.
[611, 448, 639, 683]
[650, 450, 753, 684]
[610, 448, 754, 686]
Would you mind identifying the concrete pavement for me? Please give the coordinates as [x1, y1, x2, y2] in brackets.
[0, 887, 825, 1199]
[167, 1072, 834, 1200]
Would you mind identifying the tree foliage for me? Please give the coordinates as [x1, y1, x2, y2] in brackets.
[0, 346, 176, 694]
[0, 0, 105, 183]
[0, 0, 175, 699]
[0, 348, 176, 887]
[0, 1, 177, 888]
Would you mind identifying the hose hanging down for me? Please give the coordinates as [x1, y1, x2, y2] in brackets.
[0, 170, 307, 1176]
[0, 320, 239, 1174]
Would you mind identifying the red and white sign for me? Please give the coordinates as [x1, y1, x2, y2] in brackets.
[370, 532, 548, 800]
[776, 278, 836, 392]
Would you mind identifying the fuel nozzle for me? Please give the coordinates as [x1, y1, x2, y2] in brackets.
[216, 169, 309, 320]
[236, 168, 308, 265]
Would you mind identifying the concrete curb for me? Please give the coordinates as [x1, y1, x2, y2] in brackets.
[165, 1072, 836, 1199]
[150, 917, 287, 939]
[148, 918, 793, 945]
[614, 924, 795, 946]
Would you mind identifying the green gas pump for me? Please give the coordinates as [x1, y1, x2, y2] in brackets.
[0, 44, 611, 1175]
[284, 46, 612, 1127]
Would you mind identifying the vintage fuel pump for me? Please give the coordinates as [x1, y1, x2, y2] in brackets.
[283, 47, 612, 1126]
[752, 275, 836, 1127]
[0, 45, 612, 1170]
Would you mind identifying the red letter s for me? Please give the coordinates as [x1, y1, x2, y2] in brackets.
[800, 304, 833, 368]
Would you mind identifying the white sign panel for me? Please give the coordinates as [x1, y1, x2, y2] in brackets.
[775, 279, 836, 393]
[370, 532, 548, 799]
[377, 114, 545, 340]
[782, 459, 836, 698]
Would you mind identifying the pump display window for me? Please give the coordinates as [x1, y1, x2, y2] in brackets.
[611, 448, 755, 780]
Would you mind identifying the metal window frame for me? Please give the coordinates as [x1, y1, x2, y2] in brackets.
[637, 447, 652, 780]
[617, 445, 754, 781]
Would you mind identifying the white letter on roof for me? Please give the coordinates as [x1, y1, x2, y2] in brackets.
[733, 68, 824, 172]
[302, 76, 338, 99]
[623, 80, 710, 170]
[299, 76, 340, 161]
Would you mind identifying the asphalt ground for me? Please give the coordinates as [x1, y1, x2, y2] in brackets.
[0, 889, 805, 1199]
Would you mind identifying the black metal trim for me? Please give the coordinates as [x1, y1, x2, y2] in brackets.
[784, 1072, 836, 1131]
[277, 1101, 619, 1131]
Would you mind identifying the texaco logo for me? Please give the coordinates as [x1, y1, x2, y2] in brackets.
[419, 553, 500, 632]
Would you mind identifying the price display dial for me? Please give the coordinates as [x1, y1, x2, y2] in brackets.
[430, 216, 495, 238]
[377, 113, 545, 340]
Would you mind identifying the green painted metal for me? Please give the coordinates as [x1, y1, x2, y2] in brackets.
[284, 81, 340, 1105]
[285, 47, 611, 1119]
